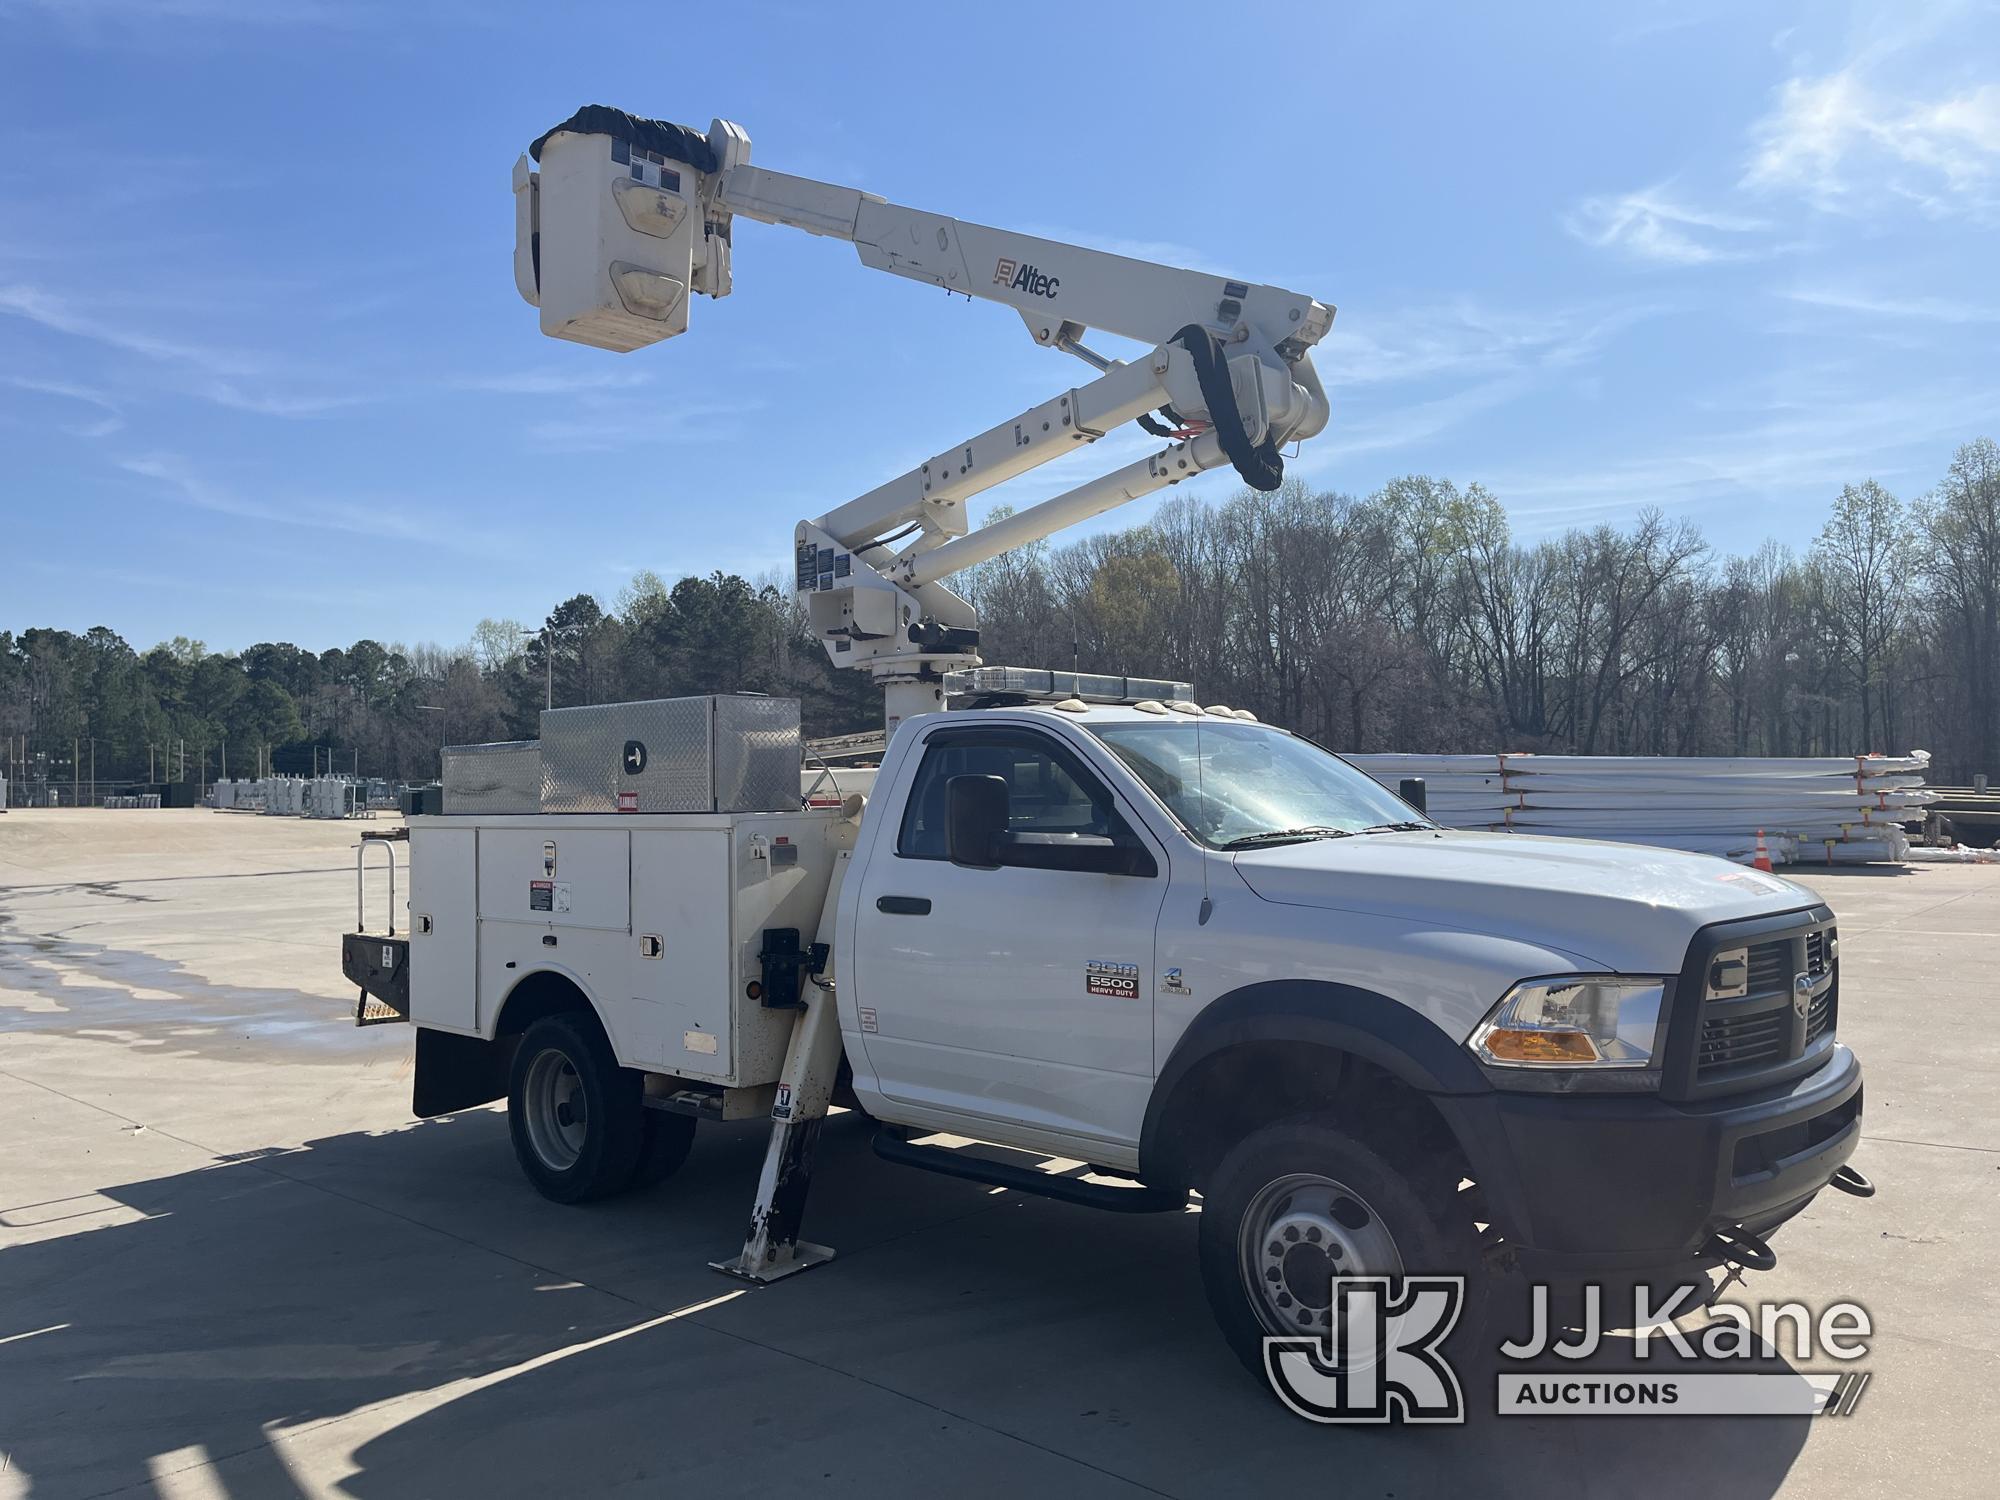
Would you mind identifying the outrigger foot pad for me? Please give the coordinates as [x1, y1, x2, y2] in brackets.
[710, 1242, 836, 1284]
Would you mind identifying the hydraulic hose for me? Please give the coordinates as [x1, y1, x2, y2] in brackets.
[1163, 324, 1286, 492]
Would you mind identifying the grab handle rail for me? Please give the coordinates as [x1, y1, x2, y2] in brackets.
[355, 827, 409, 935]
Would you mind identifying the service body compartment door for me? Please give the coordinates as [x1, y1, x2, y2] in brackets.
[409, 826, 478, 1033]
[631, 829, 735, 1079]
[477, 828, 630, 931]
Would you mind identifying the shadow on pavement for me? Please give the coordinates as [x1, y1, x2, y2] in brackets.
[0, 1107, 1819, 1498]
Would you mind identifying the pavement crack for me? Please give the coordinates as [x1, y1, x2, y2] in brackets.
[1862, 1132, 2000, 1156]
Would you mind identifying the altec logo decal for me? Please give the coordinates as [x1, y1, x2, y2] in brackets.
[994, 257, 1060, 299]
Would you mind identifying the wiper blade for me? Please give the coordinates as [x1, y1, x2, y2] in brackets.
[1220, 826, 1356, 849]
[1357, 821, 1433, 834]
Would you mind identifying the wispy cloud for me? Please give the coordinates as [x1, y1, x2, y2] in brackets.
[195, 381, 381, 418]
[1310, 377, 1531, 464]
[1744, 70, 2000, 218]
[1329, 301, 1661, 389]
[1494, 377, 2000, 529]
[1569, 11, 1999, 261]
[116, 452, 446, 545]
[1, 281, 391, 418]
[1562, 186, 1771, 265]
[18, 554, 400, 610]
[1779, 284, 2000, 324]
[1287, 300, 1659, 469]
[0, 282, 264, 376]
[4, 374, 125, 437]
[520, 395, 749, 454]
[453, 369, 655, 397]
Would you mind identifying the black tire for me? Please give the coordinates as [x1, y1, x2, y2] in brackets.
[507, 1013, 646, 1204]
[1197, 1115, 1488, 1389]
[627, 1108, 697, 1189]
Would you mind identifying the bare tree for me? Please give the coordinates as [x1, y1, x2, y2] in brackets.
[1812, 480, 1910, 749]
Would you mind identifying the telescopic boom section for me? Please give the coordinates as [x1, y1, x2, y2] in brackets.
[514, 105, 1336, 729]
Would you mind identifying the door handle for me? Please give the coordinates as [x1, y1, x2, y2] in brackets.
[876, 895, 932, 916]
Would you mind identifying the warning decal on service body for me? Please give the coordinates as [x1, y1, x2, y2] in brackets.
[773, 1083, 794, 1120]
[1086, 960, 1140, 998]
[529, 879, 572, 914]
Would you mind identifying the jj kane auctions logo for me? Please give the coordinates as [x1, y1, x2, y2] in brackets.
[994, 257, 1060, 298]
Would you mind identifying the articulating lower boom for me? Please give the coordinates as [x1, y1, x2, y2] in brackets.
[513, 105, 1336, 732]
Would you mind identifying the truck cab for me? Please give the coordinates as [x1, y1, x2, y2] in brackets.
[835, 701, 1865, 1366]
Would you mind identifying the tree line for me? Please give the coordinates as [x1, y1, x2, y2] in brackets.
[4, 437, 1995, 797]
[0, 572, 875, 795]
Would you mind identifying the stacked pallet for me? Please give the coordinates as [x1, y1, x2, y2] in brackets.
[1346, 752, 1932, 867]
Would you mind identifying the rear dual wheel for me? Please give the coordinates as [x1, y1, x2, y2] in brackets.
[508, 1013, 695, 1202]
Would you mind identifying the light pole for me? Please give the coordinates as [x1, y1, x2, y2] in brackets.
[418, 705, 446, 779]
[521, 622, 585, 710]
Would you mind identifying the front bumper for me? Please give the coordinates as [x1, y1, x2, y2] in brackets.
[1436, 1043, 1863, 1274]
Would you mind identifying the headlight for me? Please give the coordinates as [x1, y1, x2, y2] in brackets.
[1470, 977, 1667, 1071]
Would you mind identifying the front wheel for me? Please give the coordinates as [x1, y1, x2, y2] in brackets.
[1197, 1116, 1486, 1387]
[507, 1014, 646, 1203]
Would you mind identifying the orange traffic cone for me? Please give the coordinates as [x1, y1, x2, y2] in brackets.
[1752, 829, 1774, 873]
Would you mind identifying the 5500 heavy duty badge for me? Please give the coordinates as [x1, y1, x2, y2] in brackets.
[1086, 960, 1139, 998]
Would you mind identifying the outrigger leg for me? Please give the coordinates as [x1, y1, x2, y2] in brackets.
[711, 853, 851, 1283]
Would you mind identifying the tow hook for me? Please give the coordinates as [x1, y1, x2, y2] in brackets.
[1704, 1224, 1778, 1273]
[1829, 1164, 1876, 1198]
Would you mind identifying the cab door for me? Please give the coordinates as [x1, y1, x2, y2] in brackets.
[851, 722, 1169, 1149]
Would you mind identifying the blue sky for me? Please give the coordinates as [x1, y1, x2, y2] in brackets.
[3, 0, 1997, 654]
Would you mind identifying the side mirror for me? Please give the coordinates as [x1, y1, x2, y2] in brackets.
[945, 774, 1008, 869]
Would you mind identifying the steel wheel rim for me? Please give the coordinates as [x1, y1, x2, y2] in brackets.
[1238, 1171, 1405, 1340]
[523, 1047, 588, 1171]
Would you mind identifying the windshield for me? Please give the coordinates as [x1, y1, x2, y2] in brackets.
[1088, 720, 1428, 849]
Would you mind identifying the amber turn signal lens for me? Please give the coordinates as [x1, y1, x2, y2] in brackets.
[1480, 1029, 1600, 1064]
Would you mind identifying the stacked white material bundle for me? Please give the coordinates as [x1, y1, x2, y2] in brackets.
[1346, 752, 1931, 867]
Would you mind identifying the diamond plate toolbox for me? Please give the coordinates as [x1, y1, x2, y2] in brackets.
[538, 696, 801, 814]
[441, 740, 542, 815]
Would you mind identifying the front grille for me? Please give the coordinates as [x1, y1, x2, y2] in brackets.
[1700, 1004, 1790, 1069]
[1693, 918, 1838, 1088]
[1746, 940, 1792, 993]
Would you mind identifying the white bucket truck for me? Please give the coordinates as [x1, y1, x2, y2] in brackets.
[342, 108, 1872, 1391]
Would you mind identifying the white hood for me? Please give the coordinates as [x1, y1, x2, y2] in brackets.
[1230, 829, 1819, 973]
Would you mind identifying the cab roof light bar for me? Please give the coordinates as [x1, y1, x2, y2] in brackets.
[947, 667, 1195, 705]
